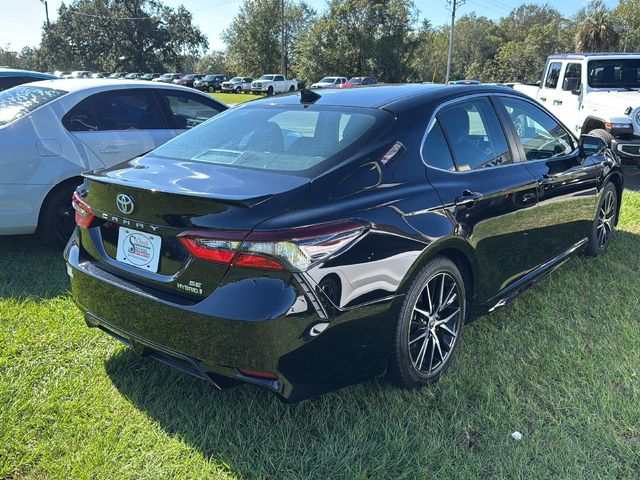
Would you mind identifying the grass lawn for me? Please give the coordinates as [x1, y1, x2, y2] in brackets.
[209, 92, 259, 106]
[1, 191, 640, 479]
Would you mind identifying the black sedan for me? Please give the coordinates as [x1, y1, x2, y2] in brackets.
[65, 84, 622, 402]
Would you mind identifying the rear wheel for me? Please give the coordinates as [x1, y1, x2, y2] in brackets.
[388, 257, 466, 388]
[585, 182, 617, 256]
[288, 85, 295, 92]
[235, 86, 241, 94]
[38, 182, 79, 248]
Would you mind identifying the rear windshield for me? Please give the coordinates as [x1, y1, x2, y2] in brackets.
[151, 104, 391, 176]
[0, 86, 66, 126]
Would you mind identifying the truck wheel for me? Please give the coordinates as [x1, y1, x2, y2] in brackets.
[288, 85, 295, 92]
[267, 86, 274, 96]
[235, 86, 241, 94]
[588, 129, 614, 147]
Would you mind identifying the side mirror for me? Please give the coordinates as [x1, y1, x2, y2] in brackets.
[562, 77, 580, 94]
[579, 134, 606, 157]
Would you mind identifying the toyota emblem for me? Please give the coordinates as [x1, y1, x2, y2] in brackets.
[116, 194, 135, 214]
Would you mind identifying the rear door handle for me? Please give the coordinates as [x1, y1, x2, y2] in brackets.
[454, 190, 483, 206]
[539, 96, 547, 102]
[553, 99, 563, 105]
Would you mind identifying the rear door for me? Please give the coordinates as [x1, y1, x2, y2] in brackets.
[539, 61, 563, 114]
[64, 88, 173, 166]
[553, 62, 583, 135]
[497, 95, 599, 264]
[155, 89, 225, 132]
[424, 96, 539, 303]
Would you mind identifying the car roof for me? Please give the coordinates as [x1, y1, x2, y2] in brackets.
[254, 83, 518, 110]
[20, 78, 204, 94]
[0, 68, 56, 79]
[549, 52, 640, 60]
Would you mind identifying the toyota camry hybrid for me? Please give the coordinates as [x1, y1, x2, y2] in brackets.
[65, 84, 623, 402]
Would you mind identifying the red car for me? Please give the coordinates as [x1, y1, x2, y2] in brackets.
[341, 76, 378, 87]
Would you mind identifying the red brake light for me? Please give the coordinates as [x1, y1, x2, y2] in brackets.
[177, 220, 367, 272]
[72, 191, 94, 228]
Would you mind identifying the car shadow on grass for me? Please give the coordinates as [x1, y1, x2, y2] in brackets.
[0, 235, 69, 299]
[102, 226, 640, 478]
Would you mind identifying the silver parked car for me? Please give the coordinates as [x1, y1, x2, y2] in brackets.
[221, 76, 253, 94]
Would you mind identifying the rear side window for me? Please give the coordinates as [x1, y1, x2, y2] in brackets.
[438, 97, 512, 170]
[422, 120, 456, 171]
[63, 98, 98, 131]
[157, 91, 224, 129]
[499, 97, 575, 161]
[0, 86, 66, 126]
[151, 105, 390, 176]
[90, 90, 166, 130]
[545, 62, 562, 89]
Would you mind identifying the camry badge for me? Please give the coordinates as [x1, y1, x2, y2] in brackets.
[116, 194, 135, 214]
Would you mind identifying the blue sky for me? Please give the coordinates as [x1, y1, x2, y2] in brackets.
[1, 0, 619, 52]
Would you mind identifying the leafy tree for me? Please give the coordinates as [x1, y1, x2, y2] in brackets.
[612, 0, 640, 52]
[195, 51, 229, 75]
[223, 0, 315, 78]
[575, 0, 619, 52]
[295, 0, 419, 83]
[38, 0, 207, 72]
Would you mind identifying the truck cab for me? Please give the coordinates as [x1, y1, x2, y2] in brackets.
[515, 53, 640, 167]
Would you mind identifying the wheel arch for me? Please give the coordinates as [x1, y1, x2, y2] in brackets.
[400, 237, 478, 309]
[581, 116, 606, 135]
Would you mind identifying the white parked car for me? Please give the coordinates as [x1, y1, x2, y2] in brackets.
[251, 74, 298, 95]
[310, 76, 348, 89]
[0, 79, 227, 245]
[513, 53, 640, 166]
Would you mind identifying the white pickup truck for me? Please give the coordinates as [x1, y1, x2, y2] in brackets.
[251, 74, 298, 95]
[513, 53, 640, 167]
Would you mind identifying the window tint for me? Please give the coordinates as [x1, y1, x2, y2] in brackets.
[545, 62, 562, 89]
[152, 105, 387, 176]
[438, 97, 512, 170]
[0, 86, 66, 126]
[157, 91, 224, 129]
[563, 63, 582, 90]
[422, 120, 456, 171]
[63, 99, 98, 131]
[90, 90, 166, 130]
[274, 75, 285, 81]
[587, 59, 640, 88]
[500, 97, 575, 161]
[0, 76, 41, 92]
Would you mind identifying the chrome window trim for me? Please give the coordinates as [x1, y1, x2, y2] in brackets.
[419, 92, 579, 174]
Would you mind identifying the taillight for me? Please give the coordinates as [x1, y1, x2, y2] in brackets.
[178, 220, 367, 272]
[72, 191, 94, 228]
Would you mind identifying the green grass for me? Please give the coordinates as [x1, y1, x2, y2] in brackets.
[209, 92, 259, 106]
[2, 192, 640, 479]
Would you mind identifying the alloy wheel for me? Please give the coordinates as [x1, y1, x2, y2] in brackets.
[596, 189, 616, 250]
[55, 201, 76, 243]
[408, 272, 462, 376]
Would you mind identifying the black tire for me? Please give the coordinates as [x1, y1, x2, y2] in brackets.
[208, 86, 214, 93]
[288, 85, 295, 92]
[235, 86, 241, 94]
[267, 86, 274, 96]
[37, 182, 79, 248]
[585, 182, 617, 256]
[587, 128, 614, 146]
[388, 257, 466, 388]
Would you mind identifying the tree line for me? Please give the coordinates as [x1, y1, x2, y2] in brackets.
[2, 0, 639, 84]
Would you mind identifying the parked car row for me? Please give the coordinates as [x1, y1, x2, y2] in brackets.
[310, 76, 378, 89]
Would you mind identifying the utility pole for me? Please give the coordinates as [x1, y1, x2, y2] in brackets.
[41, 0, 50, 27]
[281, 0, 285, 76]
[445, 0, 464, 84]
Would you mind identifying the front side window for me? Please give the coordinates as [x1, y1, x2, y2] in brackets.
[438, 97, 512, 170]
[545, 62, 562, 89]
[157, 91, 224, 129]
[587, 59, 640, 88]
[422, 120, 456, 171]
[151, 105, 390, 176]
[274, 75, 285, 81]
[0, 86, 66, 126]
[563, 63, 582, 91]
[89, 89, 166, 130]
[500, 97, 575, 161]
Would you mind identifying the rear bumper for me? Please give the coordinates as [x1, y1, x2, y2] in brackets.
[64, 234, 399, 402]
